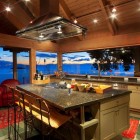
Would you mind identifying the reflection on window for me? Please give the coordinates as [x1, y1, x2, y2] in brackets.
[36, 51, 57, 75]
[62, 52, 134, 77]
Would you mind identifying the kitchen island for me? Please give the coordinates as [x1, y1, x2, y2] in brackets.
[50, 76, 140, 112]
[17, 83, 131, 140]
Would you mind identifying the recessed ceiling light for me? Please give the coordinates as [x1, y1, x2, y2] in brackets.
[74, 19, 78, 24]
[110, 13, 117, 19]
[24, 0, 30, 2]
[112, 8, 116, 13]
[5, 7, 11, 12]
[93, 19, 98, 23]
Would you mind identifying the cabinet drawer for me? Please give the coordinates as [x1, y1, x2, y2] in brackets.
[101, 95, 130, 111]
[101, 98, 117, 111]
[118, 95, 130, 106]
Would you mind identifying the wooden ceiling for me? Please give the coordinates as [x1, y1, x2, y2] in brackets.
[0, 0, 139, 36]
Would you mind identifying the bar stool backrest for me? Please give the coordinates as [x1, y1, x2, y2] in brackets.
[23, 92, 51, 135]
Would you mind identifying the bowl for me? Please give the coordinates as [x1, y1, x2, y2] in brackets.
[77, 84, 86, 92]
[72, 84, 79, 91]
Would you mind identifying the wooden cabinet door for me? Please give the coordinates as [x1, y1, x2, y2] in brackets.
[117, 104, 129, 134]
[100, 107, 117, 140]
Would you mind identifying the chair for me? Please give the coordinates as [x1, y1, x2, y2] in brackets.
[7, 87, 26, 140]
[0, 79, 20, 107]
[22, 91, 72, 139]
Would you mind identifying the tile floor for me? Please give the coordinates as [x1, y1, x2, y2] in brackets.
[0, 109, 140, 140]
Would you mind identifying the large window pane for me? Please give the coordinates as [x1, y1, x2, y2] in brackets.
[0, 47, 13, 83]
[62, 52, 134, 77]
[36, 51, 57, 75]
[62, 52, 95, 75]
[17, 52, 30, 84]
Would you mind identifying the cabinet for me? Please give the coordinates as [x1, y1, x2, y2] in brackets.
[128, 85, 140, 110]
[117, 104, 129, 133]
[100, 95, 130, 140]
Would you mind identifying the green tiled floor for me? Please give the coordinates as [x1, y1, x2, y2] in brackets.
[0, 121, 140, 140]
[0, 121, 39, 140]
[0, 107, 140, 140]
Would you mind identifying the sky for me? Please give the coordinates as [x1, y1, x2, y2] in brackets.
[63, 52, 94, 64]
[0, 47, 13, 62]
[0, 47, 94, 65]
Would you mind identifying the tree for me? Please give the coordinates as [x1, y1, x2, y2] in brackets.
[87, 48, 134, 72]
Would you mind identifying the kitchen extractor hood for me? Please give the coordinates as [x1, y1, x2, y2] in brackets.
[16, 13, 87, 41]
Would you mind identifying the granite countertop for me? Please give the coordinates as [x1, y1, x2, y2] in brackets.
[17, 83, 131, 111]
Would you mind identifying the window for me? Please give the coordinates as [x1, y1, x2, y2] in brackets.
[62, 51, 134, 77]
[17, 52, 30, 84]
[62, 52, 95, 75]
[36, 51, 57, 75]
[0, 47, 13, 83]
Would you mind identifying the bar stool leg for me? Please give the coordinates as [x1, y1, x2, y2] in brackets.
[8, 106, 11, 139]
[14, 105, 17, 140]
[80, 106, 85, 140]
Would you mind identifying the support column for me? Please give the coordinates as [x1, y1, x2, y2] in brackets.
[29, 48, 36, 83]
[13, 51, 17, 79]
[134, 47, 140, 76]
[57, 52, 62, 71]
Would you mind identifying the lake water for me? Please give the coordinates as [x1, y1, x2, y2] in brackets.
[0, 64, 134, 84]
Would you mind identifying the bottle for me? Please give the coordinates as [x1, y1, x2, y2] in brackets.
[67, 84, 72, 95]
[34, 73, 38, 80]
[40, 71, 43, 80]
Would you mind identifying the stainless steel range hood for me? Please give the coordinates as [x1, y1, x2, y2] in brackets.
[16, 0, 87, 41]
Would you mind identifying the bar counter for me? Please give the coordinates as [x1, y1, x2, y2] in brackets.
[50, 76, 140, 111]
[17, 83, 131, 111]
[17, 83, 131, 140]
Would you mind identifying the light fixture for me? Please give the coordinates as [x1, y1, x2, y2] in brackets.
[73, 19, 78, 24]
[16, 14, 87, 41]
[24, 0, 30, 1]
[5, 6, 11, 12]
[16, 0, 87, 41]
[110, 13, 117, 19]
[39, 33, 44, 38]
[93, 19, 98, 24]
[57, 25, 62, 34]
[112, 8, 117, 13]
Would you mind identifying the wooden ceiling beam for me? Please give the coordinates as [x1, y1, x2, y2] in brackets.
[59, 31, 140, 53]
[98, 0, 118, 35]
[0, 33, 59, 52]
[20, 0, 40, 18]
[59, 0, 84, 40]
[17, 0, 35, 19]
[59, 0, 73, 19]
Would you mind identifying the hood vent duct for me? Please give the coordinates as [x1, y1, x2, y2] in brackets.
[16, 0, 87, 41]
